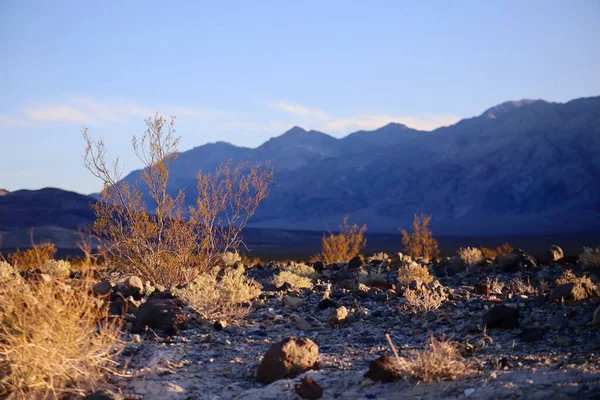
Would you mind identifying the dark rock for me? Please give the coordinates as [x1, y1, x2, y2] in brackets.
[520, 327, 547, 342]
[538, 245, 564, 265]
[276, 282, 293, 292]
[474, 282, 491, 296]
[109, 294, 137, 316]
[317, 298, 338, 310]
[364, 354, 402, 382]
[483, 305, 520, 329]
[92, 279, 113, 296]
[550, 311, 569, 330]
[295, 375, 323, 400]
[214, 320, 228, 331]
[134, 298, 186, 332]
[256, 337, 319, 383]
[313, 261, 326, 272]
[348, 256, 364, 269]
[83, 390, 122, 400]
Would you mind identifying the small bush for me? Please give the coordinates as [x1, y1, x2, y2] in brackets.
[222, 251, 242, 267]
[366, 252, 390, 263]
[44, 259, 72, 279]
[359, 267, 387, 286]
[400, 214, 439, 261]
[397, 261, 433, 286]
[174, 265, 261, 322]
[314, 216, 367, 264]
[8, 242, 57, 271]
[579, 246, 600, 267]
[403, 287, 447, 314]
[457, 247, 484, 268]
[480, 243, 513, 258]
[387, 335, 469, 382]
[0, 261, 19, 284]
[272, 270, 313, 290]
[484, 277, 505, 294]
[0, 275, 123, 399]
[508, 277, 537, 295]
[556, 269, 579, 285]
[281, 261, 316, 279]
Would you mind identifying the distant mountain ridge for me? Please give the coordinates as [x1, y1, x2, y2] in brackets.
[118, 96, 599, 235]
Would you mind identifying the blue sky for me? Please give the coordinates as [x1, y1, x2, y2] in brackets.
[1, 1, 599, 194]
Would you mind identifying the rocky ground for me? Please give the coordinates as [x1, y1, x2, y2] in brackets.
[86, 249, 600, 400]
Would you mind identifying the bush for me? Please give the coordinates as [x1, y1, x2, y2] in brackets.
[222, 251, 242, 267]
[397, 261, 433, 287]
[366, 252, 390, 263]
[480, 242, 513, 258]
[174, 265, 261, 322]
[359, 267, 387, 286]
[387, 334, 469, 382]
[400, 214, 439, 261]
[0, 276, 122, 398]
[272, 270, 313, 290]
[457, 247, 484, 268]
[0, 261, 19, 284]
[83, 115, 273, 288]
[579, 247, 600, 267]
[403, 287, 447, 314]
[314, 216, 367, 264]
[44, 259, 72, 279]
[281, 261, 316, 279]
[8, 242, 57, 271]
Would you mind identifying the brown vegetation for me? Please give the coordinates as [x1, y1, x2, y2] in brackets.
[314, 216, 367, 264]
[0, 275, 123, 399]
[400, 214, 439, 261]
[8, 242, 57, 271]
[480, 242, 513, 258]
[83, 114, 273, 288]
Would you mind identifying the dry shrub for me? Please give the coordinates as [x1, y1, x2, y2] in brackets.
[403, 287, 447, 314]
[8, 242, 57, 271]
[397, 261, 433, 286]
[43, 259, 72, 279]
[359, 267, 386, 286]
[314, 216, 366, 264]
[579, 246, 600, 267]
[272, 270, 313, 290]
[400, 214, 439, 261]
[173, 265, 261, 322]
[508, 277, 537, 295]
[480, 243, 513, 258]
[556, 269, 579, 285]
[457, 247, 484, 268]
[484, 277, 505, 294]
[83, 115, 273, 288]
[282, 261, 316, 279]
[0, 275, 122, 399]
[221, 251, 242, 267]
[387, 334, 469, 382]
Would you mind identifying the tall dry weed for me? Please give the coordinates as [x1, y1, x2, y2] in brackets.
[315, 216, 367, 264]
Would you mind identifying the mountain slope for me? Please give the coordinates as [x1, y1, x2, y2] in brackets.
[117, 96, 600, 234]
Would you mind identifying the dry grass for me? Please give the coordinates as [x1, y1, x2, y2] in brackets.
[281, 261, 316, 279]
[403, 287, 447, 314]
[386, 334, 469, 382]
[314, 216, 367, 264]
[485, 277, 505, 294]
[556, 269, 579, 285]
[43, 259, 72, 279]
[7, 242, 57, 271]
[0, 275, 123, 399]
[508, 277, 537, 295]
[272, 270, 313, 290]
[400, 214, 439, 261]
[457, 247, 484, 268]
[397, 261, 433, 286]
[173, 265, 262, 322]
[480, 242, 513, 258]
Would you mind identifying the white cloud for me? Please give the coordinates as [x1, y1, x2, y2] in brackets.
[271, 100, 460, 132]
[0, 114, 32, 127]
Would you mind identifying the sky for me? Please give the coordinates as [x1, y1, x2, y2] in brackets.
[1, 1, 599, 194]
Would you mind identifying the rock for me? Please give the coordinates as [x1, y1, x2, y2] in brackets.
[329, 306, 348, 327]
[118, 276, 144, 299]
[364, 354, 402, 382]
[295, 375, 323, 400]
[83, 390, 122, 400]
[426, 311, 437, 322]
[593, 305, 600, 326]
[109, 294, 137, 316]
[348, 256, 364, 269]
[313, 261, 326, 271]
[317, 298, 338, 310]
[520, 327, 547, 342]
[256, 337, 319, 384]
[496, 249, 536, 272]
[214, 320, 228, 331]
[283, 295, 305, 308]
[92, 279, 113, 296]
[292, 315, 313, 331]
[550, 311, 569, 330]
[134, 298, 186, 334]
[340, 279, 356, 291]
[540, 245, 564, 264]
[483, 305, 520, 329]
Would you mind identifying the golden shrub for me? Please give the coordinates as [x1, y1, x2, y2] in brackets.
[272, 270, 313, 290]
[314, 216, 367, 264]
[397, 261, 433, 286]
[400, 214, 439, 261]
[8, 242, 57, 271]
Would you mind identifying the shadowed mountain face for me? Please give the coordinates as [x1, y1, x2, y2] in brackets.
[119, 96, 600, 235]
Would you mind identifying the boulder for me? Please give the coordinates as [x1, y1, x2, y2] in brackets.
[134, 298, 186, 334]
[295, 376, 323, 400]
[483, 304, 520, 329]
[292, 315, 313, 331]
[256, 337, 319, 383]
[283, 295, 305, 308]
[364, 354, 402, 382]
[118, 276, 144, 299]
[92, 279, 113, 296]
[329, 306, 349, 327]
[550, 280, 599, 302]
[348, 256, 364, 269]
[496, 249, 537, 272]
[317, 298, 338, 310]
[539, 245, 564, 264]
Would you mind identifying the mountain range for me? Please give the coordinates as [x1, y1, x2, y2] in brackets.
[2, 96, 599, 251]
[120, 96, 600, 235]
